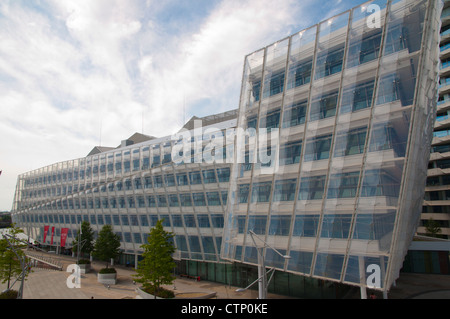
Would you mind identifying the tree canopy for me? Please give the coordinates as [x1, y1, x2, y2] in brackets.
[92, 224, 121, 268]
[133, 219, 176, 297]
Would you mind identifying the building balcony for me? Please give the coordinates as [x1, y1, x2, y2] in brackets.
[427, 167, 450, 177]
[432, 133, 450, 145]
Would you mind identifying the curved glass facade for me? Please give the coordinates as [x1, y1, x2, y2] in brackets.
[221, 0, 441, 292]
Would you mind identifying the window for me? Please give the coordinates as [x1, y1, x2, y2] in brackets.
[262, 70, 285, 98]
[248, 216, 267, 235]
[127, 197, 135, 208]
[184, 215, 196, 228]
[368, 124, 405, 157]
[177, 173, 189, 186]
[157, 195, 167, 207]
[293, 215, 320, 237]
[172, 215, 183, 227]
[259, 108, 281, 130]
[333, 127, 367, 157]
[287, 59, 312, 89]
[314, 46, 344, 79]
[168, 194, 179, 207]
[130, 215, 139, 226]
[279, 140, 302, 165]
[140, 215, 149, 226]
[304, 134, 332, 161]
[112, 215, 120, 226]
[121, 215, 129, 226]
[202, 169, 216, 184]
[216, 168, 230, 182]
[346, 30, 382, 68]
[384, 24, 407, 55]
[282, 100, 307, 128]
[273, 179, 297, 201]
[361, 169, 401, 198]
[144, 176, 152, 189]
[298, 175, 326, 200]
[251, 181, 272, 203]
[252, 80, 261, 103]
[353, 212, 396, 240]
[320, 214, 352, 238]
[133, 233, 142, 244]
[147, 196, 156, 207]
[340, 80, 375, 113]
[239, 184, 250, 204]
[193, 192, 206, 206]
[179, 193, 192, 206]
[164, 174, 175, 187]
[376, 74, 400, 105]
[153, 175, 164, 188]
[211, 214, 224, 228]
[327, 171, 360, 199]
[137, 196, 145, 208]
[189, 171, 202, 185]
[152, 155, 160, 168]
[197, 215, 210, 228]
[269, 215, 291, 236]
[310, 91, 338, 121]
[206, 192, 221, 206]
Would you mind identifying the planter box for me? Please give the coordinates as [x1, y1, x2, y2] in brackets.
[77, 263, 91, 274]
[97, 273, 117, 285]
[136, 286, 163, 299]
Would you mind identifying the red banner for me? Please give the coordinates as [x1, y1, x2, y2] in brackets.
[43, 226, 49, 243]
[60, 228, 69, 248]
[50, 226, 55, 245]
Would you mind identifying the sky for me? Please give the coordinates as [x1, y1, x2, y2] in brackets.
[0, 0, 360, 211]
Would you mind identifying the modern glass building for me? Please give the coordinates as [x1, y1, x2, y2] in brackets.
[421, 0, 450, 240]
[11, 111, 237, 264]
[11, 0, 441, 298]
[220, 0, 441, 295]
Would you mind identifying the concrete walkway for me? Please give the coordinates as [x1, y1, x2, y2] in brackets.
[1, 251, 449, 299]
[0, 251, 288, 299]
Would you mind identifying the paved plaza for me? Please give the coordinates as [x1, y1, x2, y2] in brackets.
[0, 251, 449, 299]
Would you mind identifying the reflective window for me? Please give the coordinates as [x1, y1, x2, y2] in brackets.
[298, 175, 326, 200]
[340, 80, 375, 113]
[251, 181, 272, 203]
[262, 70, 285, 98]
[282, 100, 307, 128]
[286, 59, 312, 89]
[273, 179, 297, 201]
[333, 127, 367, 157]
[310, 91, 338, 121]
[304, 134, 332, 161]
[279, 140, 302, 165]
[314, 46, 344, 79]
[268, 215, 291, 236]
[327, 171, 360, 199]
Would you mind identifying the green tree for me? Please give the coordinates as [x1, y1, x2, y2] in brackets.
[72, 221, 95, 259]
[425, 218, 442, 238]
[92, 224, 121, 268]
[0, 224, 28, 289]
[133, 219, 176, 298]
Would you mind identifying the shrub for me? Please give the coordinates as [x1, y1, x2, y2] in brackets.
[0, 289, 18, 299]
[99, 267, 116, 274]
[143, 285, 175, 299]
[77, 258, 91, 265]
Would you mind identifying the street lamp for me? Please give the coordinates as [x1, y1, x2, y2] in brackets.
[236, 230, 291, 299]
